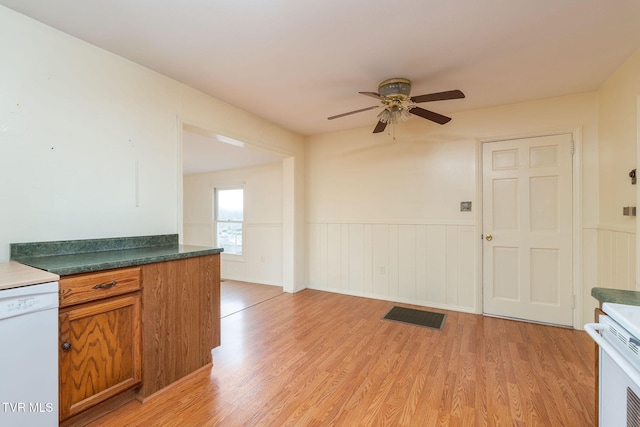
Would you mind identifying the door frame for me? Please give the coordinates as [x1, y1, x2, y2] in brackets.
[636, 95, 640, 288]
[475, 127, 583, 328]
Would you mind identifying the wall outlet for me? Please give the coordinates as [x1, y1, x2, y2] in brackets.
[379, 266, 386, 274]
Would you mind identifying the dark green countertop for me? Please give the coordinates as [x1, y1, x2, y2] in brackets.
[10, 234, 223, 276]
[591, 287, 640, 307]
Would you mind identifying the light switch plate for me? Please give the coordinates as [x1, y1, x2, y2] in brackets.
[623, 206, 637, 216]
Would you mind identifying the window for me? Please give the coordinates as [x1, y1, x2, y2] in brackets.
[214, 188, 243, 255]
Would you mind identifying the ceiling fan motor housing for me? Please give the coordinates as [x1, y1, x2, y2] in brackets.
[378, 78, 412, 99]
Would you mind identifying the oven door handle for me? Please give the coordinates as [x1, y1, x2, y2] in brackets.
[585, 322, 640, 386]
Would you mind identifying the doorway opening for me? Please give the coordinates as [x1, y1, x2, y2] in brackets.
[179, 123, 290, 293]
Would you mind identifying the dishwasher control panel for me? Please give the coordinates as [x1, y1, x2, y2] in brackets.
[0, 282, 58, 319]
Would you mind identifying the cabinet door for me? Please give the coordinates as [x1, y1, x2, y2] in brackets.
[59, 294, 141, 420]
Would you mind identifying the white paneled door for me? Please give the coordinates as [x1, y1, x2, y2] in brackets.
[482, 134, 573, 326]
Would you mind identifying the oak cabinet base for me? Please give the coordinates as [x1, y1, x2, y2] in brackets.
[57, 254, 220, 421]
[138, 254, 221, 398]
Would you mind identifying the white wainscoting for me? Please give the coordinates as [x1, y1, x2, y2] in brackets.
[597, 226, 636, 290]
[307, 222, 477, 313]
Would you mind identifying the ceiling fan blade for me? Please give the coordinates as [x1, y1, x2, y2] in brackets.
[410, 89, 465, 104]
[410, 107, 451, 125]
[373, 121, 387, 133]
[359, 91, 383, 99]
[328, 105, 379, 120]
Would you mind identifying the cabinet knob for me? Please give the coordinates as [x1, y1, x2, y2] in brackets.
[485, 234, 493, 241]
[62, 342, 72, 351]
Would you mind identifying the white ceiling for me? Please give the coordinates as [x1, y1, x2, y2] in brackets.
[2, 0, 640, 138]
[182, 127, 284, 175]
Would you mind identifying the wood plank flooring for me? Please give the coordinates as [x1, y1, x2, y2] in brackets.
[90, 290, 595, 426]
[220, 280, 283, 317]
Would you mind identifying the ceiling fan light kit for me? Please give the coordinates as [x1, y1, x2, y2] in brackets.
[328, 77, 465, 134]
[377, 104, 413, 124]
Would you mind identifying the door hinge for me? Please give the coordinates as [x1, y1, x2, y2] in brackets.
[572, 294, 576, 309]
[570, 139, 575, 155]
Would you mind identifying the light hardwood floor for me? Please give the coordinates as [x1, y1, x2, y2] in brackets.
[90, 289, 595, 426]
[220, 280, 283, 317]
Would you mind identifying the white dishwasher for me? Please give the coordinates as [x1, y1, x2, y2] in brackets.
[0, 280, 59, 426]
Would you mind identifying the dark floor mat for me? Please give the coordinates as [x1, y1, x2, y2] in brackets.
[382, 306, 446, 330]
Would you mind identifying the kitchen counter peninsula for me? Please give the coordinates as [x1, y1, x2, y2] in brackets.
[591, 287, 640, 307]
[10, 234, 222, 275]
[11, 234, 222, 424]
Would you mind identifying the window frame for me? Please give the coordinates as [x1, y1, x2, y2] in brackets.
[213, 186, 245, 259]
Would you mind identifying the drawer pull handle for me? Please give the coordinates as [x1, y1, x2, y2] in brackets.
[93, 280, 117, 290]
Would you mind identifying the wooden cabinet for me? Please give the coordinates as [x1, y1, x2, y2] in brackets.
[138, 254, 220, 398]
[58, 267, 142, 422]
[56, 254, 221, 419]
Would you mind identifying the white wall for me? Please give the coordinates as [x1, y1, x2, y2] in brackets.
[183, 162, 284, 286]
[0, 5, 306, 288]
[597, 47, 640, 295]
[0, 7, 181, 256]
[599, 47, 640, 229]
[307, 92, 598, 323]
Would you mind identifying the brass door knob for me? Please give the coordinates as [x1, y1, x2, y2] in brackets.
[485, 234, 493, 241]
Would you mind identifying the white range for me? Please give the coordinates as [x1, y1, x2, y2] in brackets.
[586, 302, 640, 427]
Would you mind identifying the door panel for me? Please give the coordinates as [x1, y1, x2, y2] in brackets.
[483, 134, 573, 326]
[530, 176, 558, 230]
[493, 246, 519, 299]
[493, 179, 519, 230]
[530, 248, 558, 303]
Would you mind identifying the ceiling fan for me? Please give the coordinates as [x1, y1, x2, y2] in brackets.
[328, 78, 465, 133]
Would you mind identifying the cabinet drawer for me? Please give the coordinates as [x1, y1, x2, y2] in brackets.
[60, 267, 141, 307]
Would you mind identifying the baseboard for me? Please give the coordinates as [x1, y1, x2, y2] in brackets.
[306, 284, 478, 314]
[221, 277, 282, 287]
